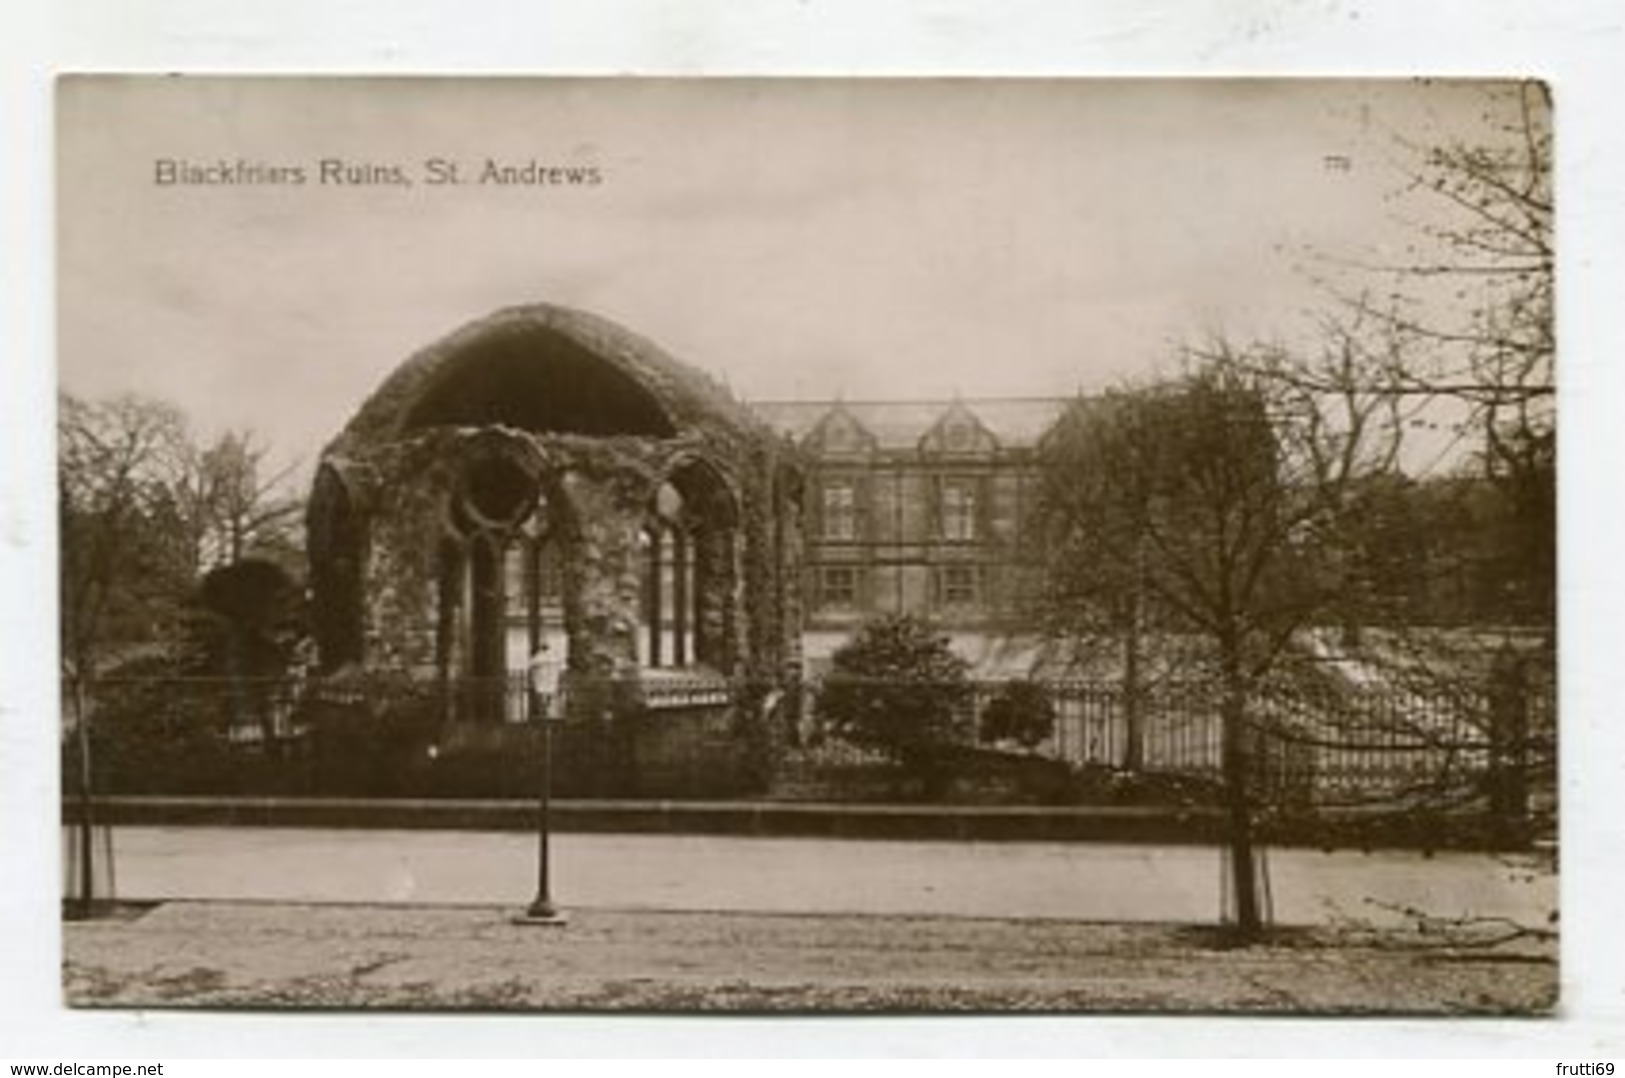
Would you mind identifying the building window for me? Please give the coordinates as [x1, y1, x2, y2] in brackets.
[822, 481, 858, 540]
[938, 565, 979, 606]
[820, 566, 858, 608]
[941, 479, 977, 541]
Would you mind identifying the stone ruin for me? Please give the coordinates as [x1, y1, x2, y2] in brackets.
[305, 303, 804, 793]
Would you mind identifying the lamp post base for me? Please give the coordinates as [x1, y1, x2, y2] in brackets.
[512, 899, 569, 927]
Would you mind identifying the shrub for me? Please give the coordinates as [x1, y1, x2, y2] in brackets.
[978, 679, 1057, 751]
[300, 672, 440, 796]
[71, 676, 240, 794]
[816, 614, 972, 775]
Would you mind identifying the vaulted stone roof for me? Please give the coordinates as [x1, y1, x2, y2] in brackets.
[327, 303, 766, 456]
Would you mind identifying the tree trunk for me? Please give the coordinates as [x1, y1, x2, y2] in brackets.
[1122, 535, 1147, 771]
[1220, 667, 1263, 940]
[1122, 597, 1144, 771]
[71, 674, 96, 917]
[1488, 647, 1531, 848]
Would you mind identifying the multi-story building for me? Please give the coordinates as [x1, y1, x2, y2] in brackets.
[752, 397, 1068, 674]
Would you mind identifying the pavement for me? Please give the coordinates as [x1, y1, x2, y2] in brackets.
[63, 900, 1558, 1014]
[87, 825, 1556, 928]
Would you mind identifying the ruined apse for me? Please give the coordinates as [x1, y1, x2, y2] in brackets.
[305, 304, 805, 739]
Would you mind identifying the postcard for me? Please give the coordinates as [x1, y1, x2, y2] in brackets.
[56, 76, 1556, 1014]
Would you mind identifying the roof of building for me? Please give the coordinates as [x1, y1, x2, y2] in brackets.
[750, 397, 1070, 452]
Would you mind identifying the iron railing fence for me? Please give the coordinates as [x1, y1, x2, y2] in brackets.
[62, 666, 1553, 810]
[790, 672, 1552, 809]
[65, 669, 747, 730]
[61, 671, 785, 800]
[62, 672, 310, 745]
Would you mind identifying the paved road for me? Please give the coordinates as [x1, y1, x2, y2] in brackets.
[83, 825, 1555, 928]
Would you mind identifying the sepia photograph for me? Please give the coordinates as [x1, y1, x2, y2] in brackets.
[54, 75, 1556, 1015]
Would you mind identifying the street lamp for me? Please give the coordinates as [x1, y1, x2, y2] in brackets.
[514, 644, 568, 926]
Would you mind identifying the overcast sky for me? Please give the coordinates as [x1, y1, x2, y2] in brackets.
[58, 77, 1512, 472]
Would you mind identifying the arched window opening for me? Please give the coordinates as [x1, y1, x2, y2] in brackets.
[468, 534, 506, 679]
[504, 510, 566, 672]
[641, 482, 696, 669]
[308, 466, 365, 671]
[640, 462, 741, 672]
[434, 454, 568, 722]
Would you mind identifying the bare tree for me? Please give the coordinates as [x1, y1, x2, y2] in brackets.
[60, 392, 305, 911]
[59, 391, 193, 914]
[59, 392, 195, 684]
[1319, 81, 1553, 624]
[61, 397, 303, 679]
[1261, 84, 1558, 845]
[1028, 337, 1403, 939]
[182, 430, 304, 571]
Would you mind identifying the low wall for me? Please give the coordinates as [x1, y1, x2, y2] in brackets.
[61, 795, 1531, 850]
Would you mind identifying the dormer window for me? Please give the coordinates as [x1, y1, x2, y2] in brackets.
[807, 404, 877, 457]
[943, 417, 977, 452]
[921, 402, 993, 456]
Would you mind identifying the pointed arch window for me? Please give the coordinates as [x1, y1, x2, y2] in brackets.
[642, 460, 742, 672]
[434, 451, 565, 722]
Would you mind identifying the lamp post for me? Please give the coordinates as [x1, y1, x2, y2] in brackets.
[515, 646, 568, 926]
